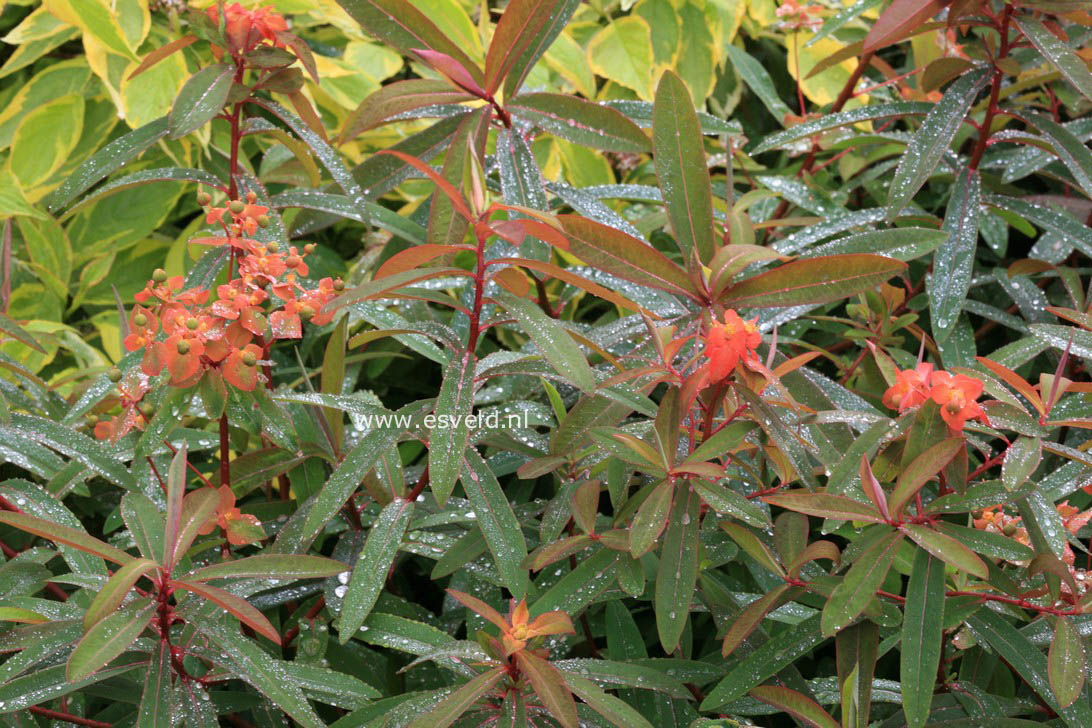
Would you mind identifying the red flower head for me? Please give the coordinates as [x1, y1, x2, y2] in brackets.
[882, 362, 933, 412]
[205, 3, 288, 56]
[705, 309, 761, 381]
[223, 343, 264, 391]
[928, 371, 985, 431]
[94, 370, 151, 443]
[123, 305, 159, 353]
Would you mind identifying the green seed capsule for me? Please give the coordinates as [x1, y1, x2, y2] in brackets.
[176, 340, 191, 355]
[186, 317, 200, 330]
[229, 200, 246, 214]
[138, 402, 155, 417]
[152, 268, 168, 283]
[108, 367, 123, 382]
[133, 313, 148, 327]
[299, 304, 315, 320]
[241, 351, 258, 366]
[196, 191, 212, 206]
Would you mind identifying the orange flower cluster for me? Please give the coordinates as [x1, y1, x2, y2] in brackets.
[197, 485, 265, 546]
[447, 589, 574, 657]
[975, 502, 1092, 568]
[775, 0, 824, 31]
[882, 363, 986, 431]
[205, 3, 288, 56]
[95, 192, 343, 442]
[705, 309, 761, 381]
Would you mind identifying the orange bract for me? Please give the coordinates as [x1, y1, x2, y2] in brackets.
[881, 362, 933, 412]
[928, 371, 985, 431]
[205, 3, 288, 55]
[705, 309, 761, 382]
[447, 589, 575, 657]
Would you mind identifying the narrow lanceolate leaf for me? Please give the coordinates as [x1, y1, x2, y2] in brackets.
[340, 79, 473, 141]
[0, 311, 43, 352]
[84, 558, 159, 630]
[901, 549, 945, 728]
[67, 599, 153, 682]
[339, 498, 414, 643]
[702, 614, 825, 709]
[863, 0, 945, 54]
[429, 107, 488, 247]
[656, 484, 700, 653]
[719, 254, 907, 309]
[751, 102, 932, 153]
[749, 686, 840, 728]
[763, 492, 886, 523]
[724, 45, 794, 125]
[1049, 616, 1086, 709]
[167, 63, 234, 139]
[836, 621, 879, 728]
[162, 443, 188, 568]
[136, 643, 173, 728]
[969, 608, 1092, 726]
[168, 487, 221, 571]
[653, 70, 715, 263]
[6, 413, 135, 489]
[1002, 435, 1042, 490]
[173, 580, 281, 645]
[1016, 17, 1092, 102]
[461, 448, 530, 599]
[901, 524, 988, 579]
[514, 650, 578, 728]
[556, 214, 698, 298]
[821, 530, 901, 636]
[886, 68, 989, 218]
[497, 292, 597, 392]
[508, 93, 650, 152]
[500, 0, 581, 98]
[429, 352, 478, 505]
[889, 437, 965, 517]
[1018, 112, 1092, 201]
[337, 0, 482, 86]
[564, 674, 655, 728]
[630, 480, 673, 557]
[407, 666, 506, 728]
[722, 585, 790, 657]
[0, 511, 135, 565]
[929, 166, 980, 343]
[184, 554, 347, 582]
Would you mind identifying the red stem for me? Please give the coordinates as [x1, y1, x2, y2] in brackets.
[466, 226, 489, 353]
[969, 6, 1013, 171]
[29, 707, 112, 728]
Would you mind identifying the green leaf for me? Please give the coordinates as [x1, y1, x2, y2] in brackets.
[67, 598, 153, 682]
[719, 254, 906, 308]
[515, 650, 578, 728]
[429, 107, 488, 247]
[653, 70, 715, 263]
[693, 479, 770, 528]
[173, 580, 281, 644]
[901, 549, 945, 728]
[721, 522, 786, 577]
[901, 525, 988, 579]
[486, 0, 578, 95]
[1016, 17, 1092, 102]
[497, 291, 596, 392]
[763, 492, 886, 523]
[337, 0, 484, 87]
[1002, 436, 1042, 491]
[185, 554, 347, 582]
[721, 584, 790, 657]
[724, 45, 794, 125]
[84, 558, 159, 629]
[886, 68, 989, 218]
[340, 79, 473, 141]
[0, 510, 135, 565]
[806, 227, 949, 262]
[889, 437, 965, 517]
[929, 166, 980, 344]
[45, 117, 168, 211]
[556, 214, 697, 298]
[655, 484, 700, 652]
[752, 102, 931, 153]
[1049, 617, 1086, 709]
[136, 643, 173, 728]
[821, 529, 901, 636]
[167, 63, 233, 139]
[167, 487, 220, 571]
[429, 352, 478, 505]
[509, 93, 650, 152]
[563, 673, 655, 728]
[1018, 111, 1092, 200]
[406, 666, 505, 728]
[836, 621, 879, 728]
[701, 614, 825, 709]
[0, 661, 142, 712]
[532, 547, 618, 617]
[629, 479, 672, 557]
[0, 311, 44, 353]
[5, 413, 135, 489]
[749, 686, 839, 728]
[461, 448, 530, 599]
[339, 498, 414, 643]
[969, 608, 1092, 726]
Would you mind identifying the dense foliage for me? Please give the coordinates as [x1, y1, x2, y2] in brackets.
[2, 0, 1092, 726]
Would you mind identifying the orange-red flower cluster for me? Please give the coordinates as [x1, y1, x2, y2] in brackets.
[775, 0, 824, 31]
[96, 191, 343, 442]
[447, 589, 574, 657]
[705, 309, 761, 381]
[205, 3, 288, 56]
[882, 364, 986, 431]
[197, 485, 265, 546]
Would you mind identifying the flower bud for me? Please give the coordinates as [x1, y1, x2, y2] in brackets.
[85, 414, 98, 425]
[241, 351, 258, 366]
[246, 191, 257, 203]
[176, 340, 191, 355]
[186, 317, 200, 330]
[138, 402, 155, 417]
[257, 214, 270, 228]
[303, 243, 316, 254]
[298, 304, 315, 320]
[133, 313, 148, 327]
[152, 268, 168, 283]
[229, 200, 246, 214]
[108, 367, 123, 382]
[196, 191, 212, 206]
[332, 278, 345, 292]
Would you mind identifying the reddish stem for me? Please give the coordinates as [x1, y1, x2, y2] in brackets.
[28, 707, 112, 728]
[968, 6, 1013, 171]
[283, 596, 327, 645]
